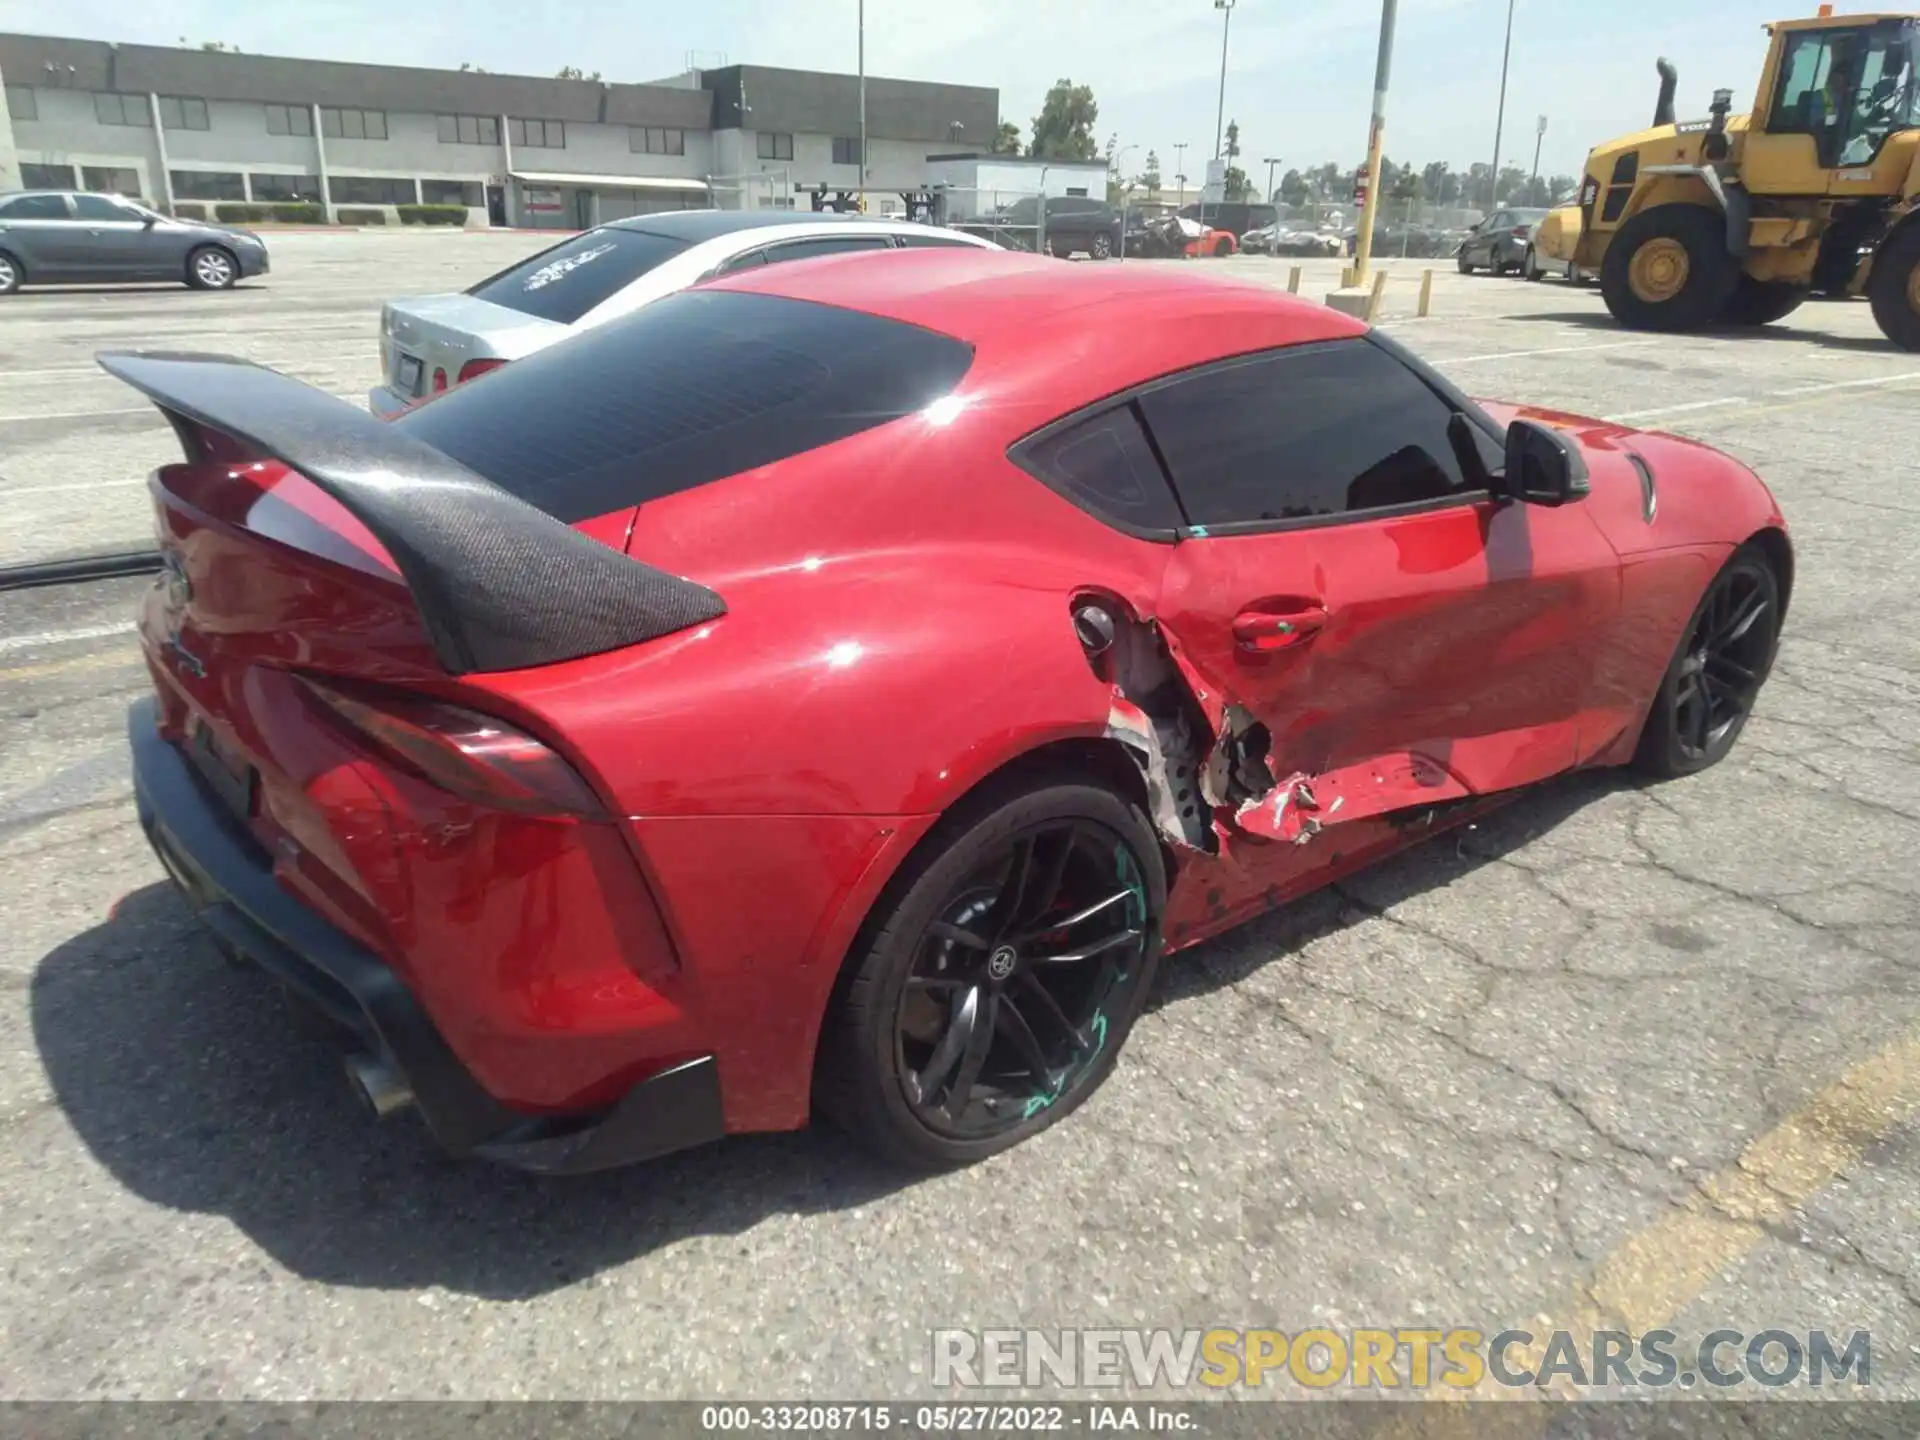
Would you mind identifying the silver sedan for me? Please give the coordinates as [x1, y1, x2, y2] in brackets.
[371, 210, 997, 416]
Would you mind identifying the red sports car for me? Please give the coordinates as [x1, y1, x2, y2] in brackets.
[110, 250, 1789, 1173]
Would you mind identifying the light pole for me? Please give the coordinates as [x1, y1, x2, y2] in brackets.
[1263, 156, 1281, 204]
[1213, 0, 1236, 159]
[1113, 143, 1139, 256]
[857, 0, 867, 210]
[1529, 113, 1547, 204]
[1487, 0, 1516, 211]
[1351, 0, 1400, 285]
[1173, 142, 1190, 207]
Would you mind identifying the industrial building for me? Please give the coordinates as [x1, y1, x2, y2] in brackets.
[0, 31, 1002, 227]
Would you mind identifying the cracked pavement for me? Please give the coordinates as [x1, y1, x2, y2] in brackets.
[0, 238, 1915, 1409]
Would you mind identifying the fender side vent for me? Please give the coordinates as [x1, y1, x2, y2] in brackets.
[1627, 451, 1658, 523]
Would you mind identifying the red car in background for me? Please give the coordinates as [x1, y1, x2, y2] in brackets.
[111, 250, 1789, 1173]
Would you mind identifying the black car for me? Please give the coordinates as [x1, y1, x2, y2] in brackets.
[1176, 201, 1279, 238]
[959, 196, 1124, 260]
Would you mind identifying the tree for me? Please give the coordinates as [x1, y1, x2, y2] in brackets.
[1421, 161, 1454, 208]
[1495, 164, 1529, 205]
[555, 65, 603, 81]
[1391, 167, 1420, 202]
[1465, 162, 1492, 209]
[1547, 173, 1577, 203]
[990, 119, 1023, 155]
[182, 38, 239, 52]
[1223, 119, 1242, 163]
[1029, 79, 1099, 161]
[458, 61, 489, 73]
[1279, 168, 1310, 206]
[1223, 166, 1250, 201]
[1139, 150, 1162, 195]
[1313, 161, 1343, 198]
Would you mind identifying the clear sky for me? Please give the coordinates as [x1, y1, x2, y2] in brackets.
[0, 0, 1795, 184]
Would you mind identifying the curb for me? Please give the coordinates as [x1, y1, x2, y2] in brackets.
[0, 550, 163, 592]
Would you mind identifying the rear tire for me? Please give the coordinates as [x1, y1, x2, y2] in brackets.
[1721, 276, 1807, 326]
[1213, 237, 1232, 257]
[1633, 546, 1781, 780]
[1089, 231, 1114, 260]
[1524, 246, 1544, 281]
[1601, 204, 1740, 332]
[814, 775, 1166, 1170]
[186, 244, 238, 290]
[1868, 223, 1920, 352]
[0, 249, 19, 295]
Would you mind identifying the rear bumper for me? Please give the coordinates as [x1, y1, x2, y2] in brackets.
[366, 384, 412, 419]
[129, 697, 725, 1173]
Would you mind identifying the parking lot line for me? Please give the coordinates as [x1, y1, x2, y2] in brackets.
[1, 481, 148, 499]
[1606, 398, 1748, 423]
[0, 407, 155, 424]
[1770, 368, 1920, 396]
[1436, 340, 1654, 366]
[0, 621, 137, 657]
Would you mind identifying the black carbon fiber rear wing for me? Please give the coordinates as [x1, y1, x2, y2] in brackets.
[98, 351, 726, 676]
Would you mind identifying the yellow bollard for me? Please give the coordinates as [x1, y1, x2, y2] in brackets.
[1288, 265, 1302, 294]
[1365, 268, 1389, 322]
[1418, 267, 1434, 318]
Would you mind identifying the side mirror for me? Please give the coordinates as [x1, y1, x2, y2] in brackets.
[142, 216, 158, 228]
[1500, 419, 1590, 506]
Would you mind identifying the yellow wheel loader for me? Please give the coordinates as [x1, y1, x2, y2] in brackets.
[1571, 10, 1920, 348]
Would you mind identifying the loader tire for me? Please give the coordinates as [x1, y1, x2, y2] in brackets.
[1721, 276, 1807, 327]
[1602, 204, 1740, 333]
[1868, 224, 1920, 353]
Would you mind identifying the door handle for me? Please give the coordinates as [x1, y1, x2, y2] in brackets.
[1233, 604, 1328, 653]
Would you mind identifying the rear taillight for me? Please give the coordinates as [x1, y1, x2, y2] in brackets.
[298, 676, 606, 819]
[457, 357, 507, 384]
[1512, 226, 1530, 237]
[431, 367, 448, 393]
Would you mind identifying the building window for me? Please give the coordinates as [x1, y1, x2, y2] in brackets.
[249, 173, 321, 203]
[5, 87, 35, 122]
[831, 137, 863, 166]
[437, 114, 500, 145]
[93, 92, 152, 127]
[321, 107, 388, 141]
[157, 96, 210, 131]
[1065, 186, 1090, 197]
[421, 179, 483, 207]
[630, 126, 685, 156]
[265, 104, 313, 137]
[21, 161, 74, 189]
[171, 170, 246, 201]
[81, 165, 142, 197]
[756, 131, 794, 161]
[509, 117, 565, 148]
[332, 175, 416, 206]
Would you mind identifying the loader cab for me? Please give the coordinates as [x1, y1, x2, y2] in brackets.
[1752, 16, 1919, 183]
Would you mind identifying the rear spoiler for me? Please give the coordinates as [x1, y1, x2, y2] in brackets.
[98, 351, 726, 676]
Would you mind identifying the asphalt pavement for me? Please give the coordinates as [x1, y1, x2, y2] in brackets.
[0, 232, 1916, 1411]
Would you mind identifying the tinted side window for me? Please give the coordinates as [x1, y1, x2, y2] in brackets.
[761, 235, 893, 265]
[1013, 403, 1184, 537]
[0, 194, 69, 219]
[396, 290, 974, 524]
[1137, 341, 1477, 527]
[467, 228, 689, 324]
[894, 232, 981, 248]
[72, 194, 137, 220]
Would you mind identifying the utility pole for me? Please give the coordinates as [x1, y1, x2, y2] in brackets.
[1529, 113, 1547, 204]
[1173, 141, 1189, 207]
[1351, 0, 1399, 285]
[1488, 0, 1516, 211]
[858, 0, 867, 211]
[1213, 0, 1236, 158]
[1264, 156, 1281, 204]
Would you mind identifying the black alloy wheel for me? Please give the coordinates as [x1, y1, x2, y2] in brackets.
[894, 819, 1150, 1141]
[815, 778, 1165, 1168]
[1636, 548, 1781, 777]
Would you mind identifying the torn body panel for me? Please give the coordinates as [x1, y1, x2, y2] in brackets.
[1235, 751, 1473, 845]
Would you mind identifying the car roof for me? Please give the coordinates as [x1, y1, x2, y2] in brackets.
[704, 247, 1365, 352]
[607, 209, 865, 242]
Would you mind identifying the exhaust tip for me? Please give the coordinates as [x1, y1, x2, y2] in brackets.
[344, 1053, 415, 1120]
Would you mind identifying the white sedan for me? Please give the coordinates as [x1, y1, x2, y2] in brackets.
[370, 211, 997, 416]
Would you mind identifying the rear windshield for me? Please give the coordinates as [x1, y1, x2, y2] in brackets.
[467, 227, 688, 324]
[396, 289, 974, 523]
